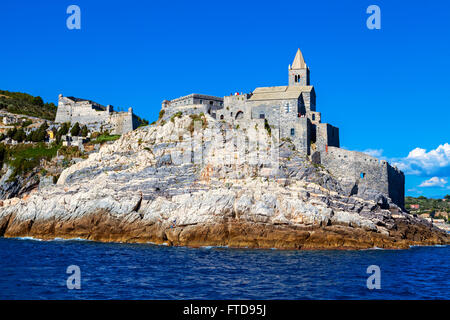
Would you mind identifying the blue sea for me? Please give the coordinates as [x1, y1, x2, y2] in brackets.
[0, 238, 448, 300]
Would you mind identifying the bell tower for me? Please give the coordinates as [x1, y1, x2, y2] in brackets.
[289, 48, 310, 86]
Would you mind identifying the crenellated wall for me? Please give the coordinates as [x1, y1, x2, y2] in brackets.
[320, 147, 404, 207]
[55, 95, 138, 135]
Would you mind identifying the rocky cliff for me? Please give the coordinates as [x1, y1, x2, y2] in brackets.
[0, 115, 448, 249]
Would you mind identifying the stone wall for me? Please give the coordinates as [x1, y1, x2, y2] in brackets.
[319, 147, 404, 207]
[110, 109, 140, 135]
[162, 94, 224, 121]
[282, 117, 310, 155]
[387, 164, 405, 208]
[55, 95, 138, 135]
[316, 123, 339, 152]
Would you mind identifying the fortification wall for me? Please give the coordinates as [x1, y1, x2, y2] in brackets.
[282, 117, 310, 155]
[71, 107, 110, 125]
[316, 123, 339, 151]
[54, 97, 73, 123]
[56, 96, 138, 135]
[320, 147, 404, 207]
[55, 96, 111, 125]
[219, 95, 250, 122]
[109, 111, 138, 135]
[387, 164, 405, 208]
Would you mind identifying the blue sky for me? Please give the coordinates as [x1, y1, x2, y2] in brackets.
[0, 0, 449, 197]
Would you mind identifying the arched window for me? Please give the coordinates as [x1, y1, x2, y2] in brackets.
[220, 115, 224, 120]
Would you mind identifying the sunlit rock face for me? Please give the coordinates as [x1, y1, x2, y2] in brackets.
[0, 115, 448, 249]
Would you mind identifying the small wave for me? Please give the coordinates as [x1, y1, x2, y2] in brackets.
[359, 246, 386, 251]
[146, 241, 170, 246]
[12, 236, 91, 242]
[14, 236, 43, 241]
[52, 237, 90, 242]
[200, 245, 229, 249]
[409, 244, 448, 248]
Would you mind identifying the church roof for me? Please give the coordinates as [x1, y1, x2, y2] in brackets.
[291, 48, 307, 69]
[249, 85, 313, 101]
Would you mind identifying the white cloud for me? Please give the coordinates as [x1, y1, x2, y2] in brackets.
[418, 177, 448, 187]
[393, 143, 450, 176]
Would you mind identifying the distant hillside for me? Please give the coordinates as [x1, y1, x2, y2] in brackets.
[0, 90, 56, 121]
[405, 195, 450, 214]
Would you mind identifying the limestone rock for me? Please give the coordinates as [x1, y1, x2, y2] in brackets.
[0, 115, 448, 249]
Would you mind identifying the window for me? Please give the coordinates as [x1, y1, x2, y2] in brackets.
[220, 115, 224, 120]
[360, 172, 365, 179]
[209, 101, 213, 105]
[290, 128, 295, 136]
[230, 112, 233, 116]
[199, 99, 203, 104]
[312, 114, 315, 121]
[259, 114, 265, 119]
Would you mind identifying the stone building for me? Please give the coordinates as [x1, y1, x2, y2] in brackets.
[55, 95, 140, 135]
[160, 49, 405, 208]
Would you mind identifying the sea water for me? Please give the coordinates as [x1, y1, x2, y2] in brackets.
[0, 237, 448, 299]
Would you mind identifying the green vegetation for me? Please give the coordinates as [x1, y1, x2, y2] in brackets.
[158, 109, 165, 120]
[55, 122, 70, 143]
[170, 111, 183, 123]
[264, 119, 271, 136]
[70, 122, 80, 136]
[136, 115, 149, 127]
[58, 145, 86, 159]
[405, 195, 450, 217]
[188, 114, 207, 133]
[80, 125, 88, 137]
[20, 119, 33, 128]
[0, 143, 60, 180]
[0, 122, 49, 143]
[91, 133, 120, 144]
[0, 90, 56, 120]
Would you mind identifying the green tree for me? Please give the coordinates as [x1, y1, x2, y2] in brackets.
[70, 122, 80, 136]
[445, 195, 450, 200]
[80, 125, 88, 137]
[13, 128, 26, 142]
[6, 127, 17, 138]
[28, 122, 49, 142]
[59, 122, 70, 136]
[55, 122, 70, 143]
[32, 96, 44, 107]
[0, 144, 5, 168]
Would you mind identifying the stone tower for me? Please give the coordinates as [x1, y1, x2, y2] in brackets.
[288, 48, 310, 86]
